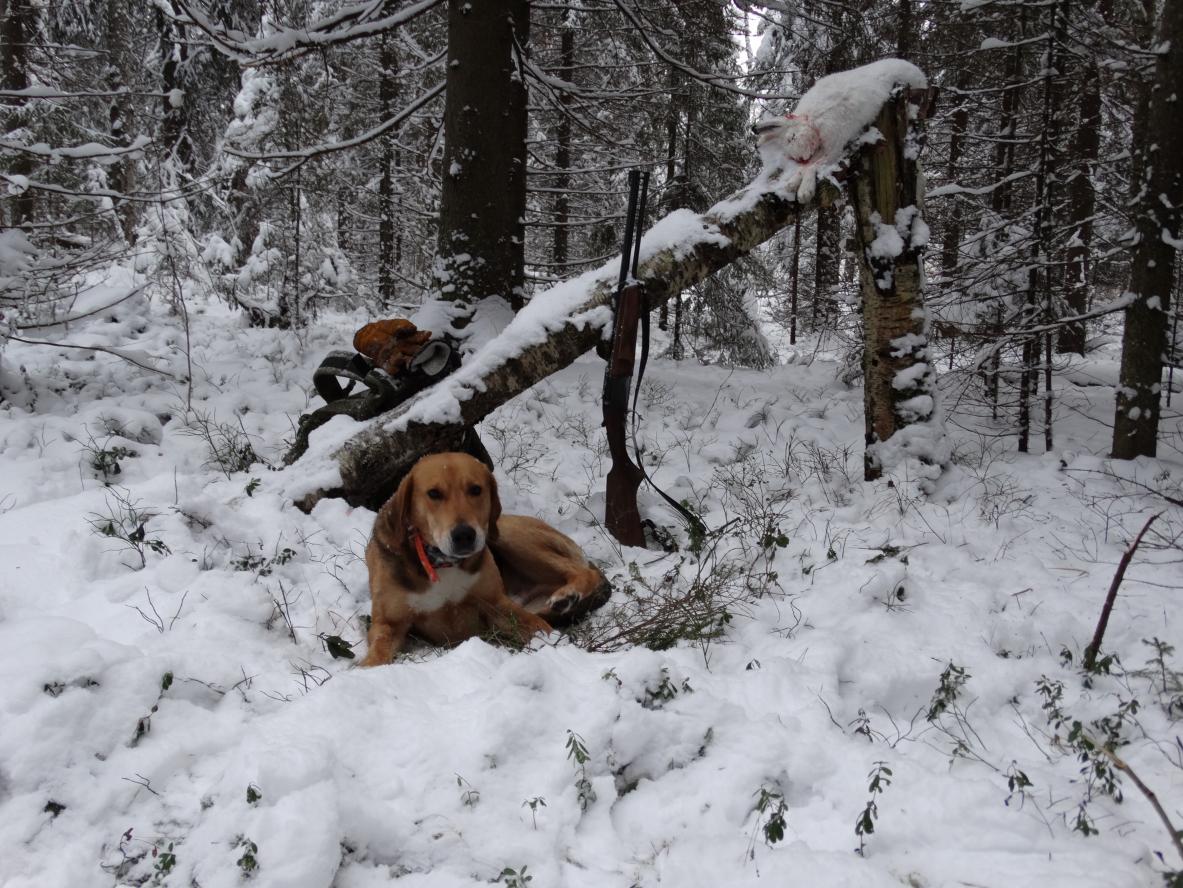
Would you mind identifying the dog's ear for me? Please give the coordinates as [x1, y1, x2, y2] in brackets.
[486, 470, 502, 542]
[380, 470, 416, 557]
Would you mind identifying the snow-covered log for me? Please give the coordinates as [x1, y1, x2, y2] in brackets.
[287, 62, 938, 512]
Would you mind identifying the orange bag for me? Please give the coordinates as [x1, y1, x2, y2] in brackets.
[353, 319, 432, 376]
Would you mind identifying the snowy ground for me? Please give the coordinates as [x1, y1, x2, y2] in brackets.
[1, 289, 1181, 888]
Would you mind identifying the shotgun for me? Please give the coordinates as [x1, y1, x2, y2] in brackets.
[603, 170, 649, 547]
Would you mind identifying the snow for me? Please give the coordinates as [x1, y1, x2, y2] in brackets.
[2, 285, 1182, 888]
[0, 135, 152, 164]
[869, 212, 905, 260]
[893, 362, 930, 390]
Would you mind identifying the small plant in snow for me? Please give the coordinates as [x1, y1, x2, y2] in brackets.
[566, 730, 596, 812]
[642, 667, 691, 708]
[849, 708, 878, 742]
[497, 865, 532, 887]
[522, 796, 546, 829]
[456, 775, 480, 807]
[1035, 674, 1141, 835]
[80, 434, 137, 484]
[231, 544, 296, 576]
[151, 840, 177, 885]
[1003, 762, 1032, 808]
[235, 836, 259, 877]
[246, 784, 262, 805]
[926, 662, 969, 722]
[747, 786, 788, 859]
[319, 633, 356, 660]
[854, 761, 893, 856]
[182, 409, 262, 478]
[1137, 637, 1183, 715]
[129, 671, 174, 747]
[87, 488, 170, 569]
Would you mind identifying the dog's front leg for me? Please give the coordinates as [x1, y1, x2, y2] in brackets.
[362, 618, 410, 667]
[483, 596, 552, 646]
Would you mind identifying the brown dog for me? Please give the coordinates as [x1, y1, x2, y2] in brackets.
[362, 452, 610, 667]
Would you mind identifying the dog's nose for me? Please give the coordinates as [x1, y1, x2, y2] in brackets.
[450, 523, 477, 552]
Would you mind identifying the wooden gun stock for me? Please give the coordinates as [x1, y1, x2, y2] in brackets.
[603, 170, 649, 547]
[604, 280, 645, 546]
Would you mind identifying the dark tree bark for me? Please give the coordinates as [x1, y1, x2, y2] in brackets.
[1, 0, 35, 227]
[1019, 2, 1062, 454]
[1060, 0, 1112, 355]
[1112, 1, 1183, 459]
[1060, 63, 1099, 353]
[939, 100, 968, 277]
[658, 68, 680, 332]
[789, 216, 800, 345]
[505, 0, 529, 309]
[434, 0, 530, 319]
[551, 25, 573, 269]
[105, 0, 137, 241]
[157, 1, 193, 173]
[896, 0, 913, 60]
[377, 32, 398, 307]
[814, 202, 840, 329]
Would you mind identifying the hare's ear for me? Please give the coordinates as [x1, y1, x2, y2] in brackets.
[486, 471, 502, 543]
[380, 471, 416, 559]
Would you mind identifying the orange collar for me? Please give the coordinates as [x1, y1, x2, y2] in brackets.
[407, 527, 453, 583]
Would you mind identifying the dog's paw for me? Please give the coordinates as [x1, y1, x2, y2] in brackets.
[547, 590, 581, 616]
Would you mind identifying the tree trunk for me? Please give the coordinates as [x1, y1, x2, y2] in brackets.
[1060, 60, 1099, 353]
[157, 1, 192, 173]
[378, 32, 398, 307]
[105, 0, 137, 242]
[815, 203, 840, 330]
[551, 25, 573, 269]
[939, 101, 968, 277]
[1, 0, 35, 227]
[789, 216, 800, 346]
[896, 0, 913, 61]
[1060, 0, 1111, 355]
[434, 0, 530, 322]
[1020, 2, 1062, 454]
[851, 90, 941, 482]
[1112, 1, 1183, 459]
[658, 68, 680, 332]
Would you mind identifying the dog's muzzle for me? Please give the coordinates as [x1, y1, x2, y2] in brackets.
[443, 523, 483, 559]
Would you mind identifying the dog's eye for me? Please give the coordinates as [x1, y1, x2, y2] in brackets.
[467, 484, 482, 497]
[426, 488, 444, 501]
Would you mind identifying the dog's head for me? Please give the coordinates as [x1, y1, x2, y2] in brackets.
[383, 452, 501, 561]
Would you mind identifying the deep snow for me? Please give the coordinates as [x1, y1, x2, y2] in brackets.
[1, 284, 1182, 888]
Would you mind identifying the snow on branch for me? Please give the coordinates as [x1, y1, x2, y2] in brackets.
[225, 77, 446, 174]
[610, 0, 796, 100]
[0, 135, 152, 165]
[172, 0, 442, 66]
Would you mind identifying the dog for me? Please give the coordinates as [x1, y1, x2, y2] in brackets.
[361, 452, 610, 667]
